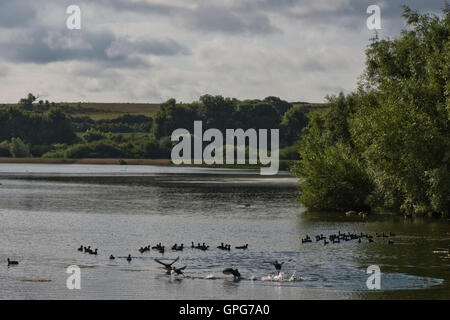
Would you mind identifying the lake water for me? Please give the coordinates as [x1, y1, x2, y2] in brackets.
[0, 164, 448, 300]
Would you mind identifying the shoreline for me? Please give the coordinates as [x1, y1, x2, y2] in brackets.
[0, 157, 295, 170]
[0, 157, 173, 166]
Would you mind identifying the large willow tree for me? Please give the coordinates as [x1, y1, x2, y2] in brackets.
[294, 6, 449, 216]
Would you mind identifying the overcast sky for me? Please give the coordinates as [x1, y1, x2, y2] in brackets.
[0, 0, 445, 103]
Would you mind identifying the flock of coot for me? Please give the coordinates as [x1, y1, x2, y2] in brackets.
[301, 231, 395, 245]
[74, 242, 252, 280]
[6, 231, 396, 280]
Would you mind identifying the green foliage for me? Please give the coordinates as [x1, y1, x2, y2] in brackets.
[263, 96, 292, 115]
[18, 93, 36, 110]
[198, 95, 235, 131]
[42, 150, 65, 158]
[0, 107, 76, 145]
[353, 6, 449, 216]
[1, 93, 314, 161]
[72, 114, 153, 133]
[82, 128, 109, 142]
[0, 140, 11, 157]
[151, 95, 303, 159]
[152, 99, 200, 139]
[295, 143, 372, 211]
[279, 143, 300, 160]
[30, 144, 53, 157]
[280, 105, 309, 146]
[293, 110, 373, 211]
[64, 140, 125, 159]
[234, 101, 280, 130]
[9, 138, 31, 158]
[295, 6, 450, 216]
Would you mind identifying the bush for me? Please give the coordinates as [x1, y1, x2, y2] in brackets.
[30, 144, 53, 157]
[0, 140, 10, 157]
[82, 128, 109, 143]
[294, 6, 450, 216]
[64, 140, 125, 158]
[294, 141, 373, 212]
[9, 137, 32, 158]
[279, 143, 301, 160]
[42, 150, 65, 158]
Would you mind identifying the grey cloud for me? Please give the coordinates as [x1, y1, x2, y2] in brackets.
[182, 5, 281, 35]
[92, 0, 178, 15]
[0, 27, 189, 67]
[319, 85, 348, 94]
[0, 0, 446, 103]
[301, 59, 327, 73]
[233, 0, 446, 34]
[85, 0, 447, 36]
[0, 0, 36, 28]
[2, 0, 445, 35]
[245, 0, 445, 17]
[87, 0, 281, 35]
[0, 64, 8, 78]
[279, 0, 446, 26]
[107, 38, 190, 57]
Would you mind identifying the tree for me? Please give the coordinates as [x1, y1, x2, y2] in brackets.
[352, 5, 449, 215]
[263, 96, 292, 115]
[280, 105, 309, 146]
[9, 137, 31, 158]
[42, 108, 77, 144]
[18, 93, 37, 110]
[293, 101, 373, 211]
[82, 128, 108, 143]
[0, 140, 11, 157]
[294, 6, 449, 216]
[0, 106, 76, 146]
[234, 101, 280, 130]
[152, 98, 200, 139]
[198, 95, 235, 131]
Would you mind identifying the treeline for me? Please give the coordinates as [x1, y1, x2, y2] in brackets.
[293, 6, 449, 217]
[0, 94, 315, 160]
[152, 95, 309, 156]
[0, 107, 76, 157]
[72, 114, 153, 133]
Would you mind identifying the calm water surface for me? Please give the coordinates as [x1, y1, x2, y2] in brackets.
[0, 164, 448, 299]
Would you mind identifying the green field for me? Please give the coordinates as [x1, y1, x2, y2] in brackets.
[59, 102, 161, 119]
[291, 102, 328, 113]
[1, 102, 161, 120]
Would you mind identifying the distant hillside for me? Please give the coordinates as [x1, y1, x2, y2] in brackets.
[57, 102, 161, 120]
[0, 102, 161, 120]
[1, 100, 328, 121]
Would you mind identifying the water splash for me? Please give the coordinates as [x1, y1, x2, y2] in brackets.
[261, 271, 304, 282]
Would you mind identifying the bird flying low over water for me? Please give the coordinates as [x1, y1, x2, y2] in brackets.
[171, 265, 187, 275]
[223, 268, 241, 280]
[264, 259, 292, 271]
[155, 256, 186, 275]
